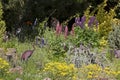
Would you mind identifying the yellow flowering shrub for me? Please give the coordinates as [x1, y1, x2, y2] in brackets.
[96, 0, 116, 39]
[0, 58, 9, 76]
[43, 62, 77, 80]
[84, 0, 116, 39]
[79, 64, 120, 79]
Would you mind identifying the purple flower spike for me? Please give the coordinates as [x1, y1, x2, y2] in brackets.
[88, 16, 95, 27]
[40, 38, 45, 48]
[88, 16, 99, 27]
[75, 16, 86, 29]
[75, 17, 80, 25]
[81, 16, 86, 23]
[79, 16, 86, 28]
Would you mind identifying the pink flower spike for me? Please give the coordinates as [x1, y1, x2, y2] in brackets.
[71, 23, 75, 35]
[56, 21, 60, 35]
[64, 26, 68, 39]
[58, 24, 62, 34]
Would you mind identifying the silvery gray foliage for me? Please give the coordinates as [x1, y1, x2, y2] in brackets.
[108, 24, 120, 49]
[66, 43, 110, 68]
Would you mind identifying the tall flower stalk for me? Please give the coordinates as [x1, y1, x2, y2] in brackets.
[56, 21, 60, 36]
[64, 26, 68, 39]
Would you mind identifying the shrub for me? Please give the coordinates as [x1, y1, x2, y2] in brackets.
[43, 28, 66, 61]
[43, 62, 77, 80]
[79, 64, 120, 79]
[0, 58, 10, 77]
[99, 37, 108, 47]
[0, 1, 6, 43]
[66, 44, 110, 68]
[108, 24, 120, 49]
[70, 26, 100, 47]
[84, 0, 116, 39]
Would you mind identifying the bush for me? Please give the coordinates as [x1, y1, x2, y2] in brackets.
[0, 1, 6, 43]
[43, 62, 77, 80]
[43, 28, 66, 61]
[84, 0, 116, 39]
[0, 58, 10, 77]
[71, 27, 100, 47]
[108, 24, 120, 49]
[78, 64, 120, 79]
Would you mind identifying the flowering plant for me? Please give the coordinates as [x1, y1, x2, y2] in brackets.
[79, 64, 120, 79]
[43, 62, 77, 80]
[0, 58, 9, 76]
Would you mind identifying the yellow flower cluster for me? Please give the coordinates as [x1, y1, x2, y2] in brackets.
[43, 62, 77, 80]
[99, 37, 108, 47]
[86, 64, 101, 79]
[79, 64, 120, 79]
[0, 58, 9, 75]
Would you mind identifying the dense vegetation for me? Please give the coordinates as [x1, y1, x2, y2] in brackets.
[0, 0, 120, 80]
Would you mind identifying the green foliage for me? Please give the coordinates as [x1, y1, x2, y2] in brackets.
[43, 28, 66, 61]
[37, 18, 48, 37]
[70, 27, 100, 47]
[108, 24, 120, 49]
[1, 38, 17, 48]
[2, 0, 25, 30]
[0, 1, 6, 44]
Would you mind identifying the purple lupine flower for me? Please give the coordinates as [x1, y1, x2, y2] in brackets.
[75, 17, 80, 25]
[79, 16, 86, 28]
[88, 16, 96, 27]
[40, 37, 45, 48]
[81, 16, 86, 23]
[75, 16, 86, 29]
